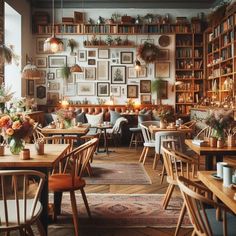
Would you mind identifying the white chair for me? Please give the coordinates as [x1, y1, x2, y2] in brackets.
[0, 170, 46, 235]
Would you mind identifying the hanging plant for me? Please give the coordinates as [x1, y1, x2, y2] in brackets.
[137, 42, 159, 64]
[61, 65, 71, 80]
[67, 39, 78, 55]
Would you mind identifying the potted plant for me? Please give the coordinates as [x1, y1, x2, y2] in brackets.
[144, 14, 154, 23]
[67, 39, 78, 55]
[151, 78, 165, 105]
[105, 35, 113, 46]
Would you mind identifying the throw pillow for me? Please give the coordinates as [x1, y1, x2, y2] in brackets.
[109, 110, 121, 125]
[85, 113, 103, 127]
[76, 111, 86, 123]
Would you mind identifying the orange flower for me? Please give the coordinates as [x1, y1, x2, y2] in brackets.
[6, 128, 14, 136]
[0, 115, 10, 127]
[12, 121, 22, 130]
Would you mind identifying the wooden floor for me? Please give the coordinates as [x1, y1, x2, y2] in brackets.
[83, 145, 193, 236]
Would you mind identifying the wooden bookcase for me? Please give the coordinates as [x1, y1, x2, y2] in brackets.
[175, 32, 204, 116]
[205, 13, 235, 103]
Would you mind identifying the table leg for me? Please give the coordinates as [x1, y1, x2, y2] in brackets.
[54, 192, 63, 216]
[96, 129, 102, 153]
[103, 129, 108, 154]
[205, 155, 214, 170]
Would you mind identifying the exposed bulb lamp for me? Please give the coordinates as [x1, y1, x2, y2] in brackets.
[135, 59, 141, 71]
[43, 0, 64, 53]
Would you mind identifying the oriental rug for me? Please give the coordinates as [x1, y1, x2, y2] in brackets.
[83, 162, 152, 185]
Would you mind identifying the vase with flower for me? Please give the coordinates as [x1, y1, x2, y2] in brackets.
[153, 106, 174, 129]
[0, 114, 35, 155]
[56, 109, 76, 129]
[0, 83, 14, 114]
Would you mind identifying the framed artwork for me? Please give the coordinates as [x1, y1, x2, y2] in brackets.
[75, 73, 84, 81]
[141, 94, 152, 104]
[137, 66, 147, 78]
[36, 38, 47, 54]
[48, 55, 67, 68]
[161, 81, 168, 99]
[27, 80, 34, 96]
[36, 86, 46, 99]
[127, 85, 138, 98]
[35, 77, 46, 85]
[88, 59, 96, 65]
[74, 11, 84, 23]
[155, 62, 170, 78]
[121, 86, 126, 96]
[140, 80, 151, 93]
[47, 72, 55, 80]
[98, 49, 109, 59]
[97, 82, 110, 97]
[77, 82, 95, 96]
[120, 52, 133, 64]
[128, 67, 137, 78]
[47, 92, 59, 104]
[85, 67, 96, 80]
[66, 75, 74, 84]
[97, 61, 109, 80]
[157, 49, 169, 60]
[78, 50, 87, 61]
[56, 69, 63, 79]
[111, 66, 126, 84]
[48, 82, 60, 91]
[141, 38, 154, 44]
[64, 84, 76, 96]
[111, 85, 120, 96]
[35, 57, 47, 68]
[88, 50, 96, 57]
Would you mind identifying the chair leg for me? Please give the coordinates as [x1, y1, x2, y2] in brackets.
[86, 162, 93, 176]
[153, 153, 159, 170]
[135, 133, 138, 149]
[26, 225, 34, 236]
[159, 164, 166, 184]
[36, 219, 46, 236]
[142, 147, 149, 165]
[80, 187, 91, 218]
[129, 133, 134, 148]
[139, 147, 146, 162]
[162, 184, 175, 209]
[54, 191, 63, 216]
[70, 191, 79, 236]
[174, 203, 186, 236]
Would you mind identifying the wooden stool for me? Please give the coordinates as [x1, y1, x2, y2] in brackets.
[129, 127, 143, 149]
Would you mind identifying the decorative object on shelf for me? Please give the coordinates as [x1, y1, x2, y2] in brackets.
[67, 39, 78, 55]
[0, 114, 35, 155]
[97, 16, 105, 24]
[22, 55, 42, 80]
[0, 44, 19, 66]
[43, 0, 63, 53]
[210, 136, 217, 147]
[0, 83, 14, 114]
[137, 42, 159, 64]
[158, 35, 170, 47]
[217, 137, 224, 148]
[111, 13, 121, 23]
[144, 14, 154, 24]
[114, 36, 122, 45]
[121, 15, 134, 24]
[135, 15, 141, 24]
[88, 18, 94, 25]
[105, 35, 113, 46]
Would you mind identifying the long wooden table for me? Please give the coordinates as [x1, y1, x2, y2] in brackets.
[0, 144, 70, 235]
[198, 171, 236, 214]
[185, 139, 236, 170]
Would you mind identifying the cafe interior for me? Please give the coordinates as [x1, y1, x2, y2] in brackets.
[1, 0, 236, 235]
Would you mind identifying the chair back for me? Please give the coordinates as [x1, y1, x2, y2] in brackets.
[195, 126, 213, 140]
[111, 117, 128, 134]
[161, 146, 198, 182]
[0, 170, 45, 229]
[140, 123, 152, 143]
[32, 123, 45, 142]
[177, 176, 222, 236]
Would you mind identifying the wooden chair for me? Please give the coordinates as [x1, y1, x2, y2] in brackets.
[33, 123, 45, 142]
[49, 138, 98, 236]
[194, 125, 213, 140]
[0, 170, 46, 236]
[182, 120, 196, 138]
[177, 176, 236, 236]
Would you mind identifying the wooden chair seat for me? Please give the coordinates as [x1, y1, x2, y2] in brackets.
[49, 174, 85, 192]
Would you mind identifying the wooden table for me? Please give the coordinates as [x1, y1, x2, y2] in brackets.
[149, 126, 192, 134]
[0, 144, 70, 235]
[185, 139, 236, 170]
[198, 171, 236, 214]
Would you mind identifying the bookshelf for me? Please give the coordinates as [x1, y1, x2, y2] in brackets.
[175, 32, 204, 116]
[205, 12, 235, 102]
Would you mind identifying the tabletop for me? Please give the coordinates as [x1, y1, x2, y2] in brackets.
[149, 125, 192, 134]
[0, 144, 70, 168]
[41, 124, 89, 135]
[198, 171, 236, 214]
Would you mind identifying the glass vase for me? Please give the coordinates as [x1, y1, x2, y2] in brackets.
[9, 138, 25, 155]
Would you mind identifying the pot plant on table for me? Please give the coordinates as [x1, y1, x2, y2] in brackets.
[56, 109, 76, 129]
[153, 106, 174, 129]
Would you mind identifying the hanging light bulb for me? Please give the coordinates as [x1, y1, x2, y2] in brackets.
[135, 59, 141, 71]
[44, 0, 64, 53]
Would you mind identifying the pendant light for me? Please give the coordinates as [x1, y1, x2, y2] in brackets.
[22, 55, 42, 80]
[70, 64, 83, 73]
[43, 0, 63, 53]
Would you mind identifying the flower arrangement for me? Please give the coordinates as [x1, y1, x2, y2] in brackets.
[205, 109, 235, 139]
[56, 109, 76, 128]
[126, 99, 135, 111]
[0, 114, 35, 154]
[153, 106, 174, 122]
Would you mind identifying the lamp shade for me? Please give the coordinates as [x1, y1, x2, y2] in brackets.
[70, 64, 83, 73]
[43, 35, 64, 53]
[22, 64, 42, 80]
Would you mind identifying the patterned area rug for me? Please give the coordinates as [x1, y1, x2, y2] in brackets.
[83, 163, 152, 185]
[51, 193, 191, 228]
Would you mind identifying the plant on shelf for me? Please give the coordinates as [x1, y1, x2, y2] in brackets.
[67, 39, 78, 55]
[105, 35, 113, 46]
[151, 78, 165, 105]
[137, 42, 159, 64]
[111, 13, 121, 23]
[114, 36, 122, 45]
[144, 14, 154, 23]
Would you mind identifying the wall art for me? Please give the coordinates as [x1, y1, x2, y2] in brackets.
[78, 50, 87, 61]
[85, 67, 96, 80]
[110, 85, 120, 96]
[97, 82, 110, 97]
[47, 72, 55, 80]
[77, 82, 95, 96]
[36, 85, 46, 99]
[137, 66, 147, 78]
[98, 49, 109, 59]
[141, 94, 152, 104]
[128, 67, 137, 78]
[140, 80, 151, 93]
[127, 85, 138, 98]
[121, 51, 133, 64]
[155, 62, 170, 78]
[35, 57, 47, 68]
[111, 66, 126, 84]
[27, 80, 34, 96]
[36, 38, 47, 54]
[97, 61, 109, 80]
[48, 55, 67, 68]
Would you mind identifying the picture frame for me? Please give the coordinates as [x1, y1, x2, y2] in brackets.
[66, 75, 74, 84]
[88, 50, 96, 57]
[97, 61, 109, 80]
[155, 62, 170, 78]
[36, 86, 46, 99]
[141, 94, 152, 104]
[48, 55, 67, 68]
[74, 11, 84, 23]
[78, 50, 87, 62]
[36, 38, 47, 54]
[128, 67, 137, 78]
[27, 80, 34, 96]
[120, 52, 133, 64]
[97, 82, 110, 97]
[47, 72, 55, 80]
[137, 66, 147, 78]
[110, 85, 121, 97]
[161, 80, 168, 99]
[156, 49, 169, 60]
[77, 82, 95, 96]
[56, 69, 63, 79]
[88, 59, 96, 65]
[47, 92, 59, 104]
[85, 67, 96, 80]
[35, 57, 47, 68]
[48, 82, 60, 91]
[111, 66, 126, 84]
[98, 49, 109, 59]
[35, 77, 46, 85]
[127, 85, 138, 98]
[64, 84, 76, 96]
[140, 80, 151, 93]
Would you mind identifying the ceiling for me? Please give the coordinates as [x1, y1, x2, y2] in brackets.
[31, 0, 223, 9]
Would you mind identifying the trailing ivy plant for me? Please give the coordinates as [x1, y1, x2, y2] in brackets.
[151, 78, 165, 105]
